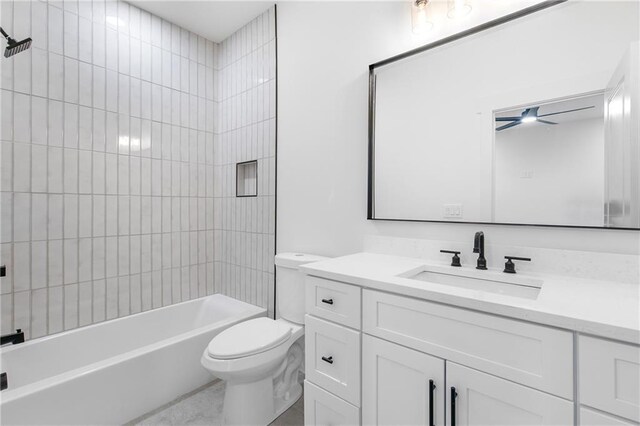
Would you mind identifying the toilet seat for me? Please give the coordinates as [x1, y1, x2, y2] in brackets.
[208, 317, 292, 360]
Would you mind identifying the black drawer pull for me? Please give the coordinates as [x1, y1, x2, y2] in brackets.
[451, 387, 457, 426]
[321, 298, 334, 305]
[429, 379, 435, 426]
[321, 356, 333, 364]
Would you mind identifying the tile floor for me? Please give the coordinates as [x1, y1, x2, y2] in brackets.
[129, 380, 304, 426]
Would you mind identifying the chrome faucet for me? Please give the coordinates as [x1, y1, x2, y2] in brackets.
[473, 232, 487, 270]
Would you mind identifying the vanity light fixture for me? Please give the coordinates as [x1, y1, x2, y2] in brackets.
[447, 0, 472, 19]
[412, 0, 434, 34]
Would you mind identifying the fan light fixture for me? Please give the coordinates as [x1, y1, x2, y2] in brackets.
[412, 0, 433, 34]
[447, 0, 472, 19]
[521, 116, 537, 123]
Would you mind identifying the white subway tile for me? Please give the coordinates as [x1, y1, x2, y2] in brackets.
[93, 194, 105, 236]
[14, 291, 30, 339]
[78, 238, 92, 282]
[64, 103, 79, 148]
[94, 237, 107, 280]
[63, 194, 78, 239]
[106, 277, 117, 320]
[48, 5, 64, 55]
[64, 10, 79, 59]
[13, 242, 31, 292]
[32, 194, 48, 241]
[32, 96, 48, 145]
[93, 280, 106, 322]
[48, 285, 63, 333]
[93, 23, 106, 67]
[79, 17, 92, 62]
[48, 194, 63, 240]
[31, 241, 48, 289]
[92, 66, 106, 110]
[64, 283, 78, 329]
[78, 194, 92, 237]
[48, 52, 64, 101]
[79, 281, 92, 326]
[13, 47, 31, 95]
[105, 196, 118, 237]
[49, 100, 64, 147]
[31, 1, 48, 51]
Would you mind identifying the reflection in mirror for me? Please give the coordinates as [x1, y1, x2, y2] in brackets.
[370, 1, 639, 229]
[494, 93, 605, 227]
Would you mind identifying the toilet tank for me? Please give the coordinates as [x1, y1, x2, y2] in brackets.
[275, 253, 329, 324]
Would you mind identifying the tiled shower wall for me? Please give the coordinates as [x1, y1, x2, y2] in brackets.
[214, 9, 277, 318]
[0, 0, 277, 339]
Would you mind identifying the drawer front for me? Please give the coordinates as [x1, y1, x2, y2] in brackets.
[580, 407, 636, 426]
[579, 335, 640, 422]
[363, 289, 573, 399]
[305, 315, 361, 406]
[304, 380, 360, 426]
[306, 276, 361, 329]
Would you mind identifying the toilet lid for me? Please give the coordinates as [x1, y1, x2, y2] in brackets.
[207, 318, 292, 360]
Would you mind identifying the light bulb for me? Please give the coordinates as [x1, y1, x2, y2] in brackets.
[447, 0, 472, 19]
[412, 0, 433, 34]
[521, 116, 537, 123]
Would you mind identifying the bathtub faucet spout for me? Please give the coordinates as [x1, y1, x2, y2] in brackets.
[1, 329, 24, 346]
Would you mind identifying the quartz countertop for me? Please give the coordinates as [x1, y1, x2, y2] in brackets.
[299, 252, 640, 345]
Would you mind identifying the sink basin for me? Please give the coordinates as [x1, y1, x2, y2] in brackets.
[400, 266, 543, 299]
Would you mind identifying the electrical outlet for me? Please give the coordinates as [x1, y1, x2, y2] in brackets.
[443, 204, 463, 219]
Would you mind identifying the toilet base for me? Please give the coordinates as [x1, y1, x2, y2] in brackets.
[221, 372, 303, 426]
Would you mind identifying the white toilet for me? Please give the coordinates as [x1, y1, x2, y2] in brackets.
[201, 253, 327, 426]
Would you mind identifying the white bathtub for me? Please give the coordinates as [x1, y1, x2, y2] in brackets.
[0, 294, 265, 425]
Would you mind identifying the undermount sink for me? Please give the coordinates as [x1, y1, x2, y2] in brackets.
[399, 266, 543, 299]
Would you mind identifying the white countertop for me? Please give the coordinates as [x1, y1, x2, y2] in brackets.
[299, 252, 640, 345]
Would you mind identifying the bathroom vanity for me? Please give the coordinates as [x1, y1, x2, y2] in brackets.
[301, 253, 640, 426]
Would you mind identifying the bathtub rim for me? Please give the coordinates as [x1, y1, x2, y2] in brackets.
[0, 294, 266, 403]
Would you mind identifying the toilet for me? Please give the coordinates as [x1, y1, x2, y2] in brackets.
[201, 253, 328, 426]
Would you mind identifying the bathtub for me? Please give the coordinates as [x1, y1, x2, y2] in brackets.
[0, 294, 265, 425]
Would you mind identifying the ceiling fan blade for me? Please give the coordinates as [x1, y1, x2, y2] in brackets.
[538, 119, 557, 125]
[496, 121, 522, 131]
[495, 117, 521, 122]
[537, 106, 595, 118]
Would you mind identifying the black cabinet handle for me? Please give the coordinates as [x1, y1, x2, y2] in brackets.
[429, 379, 436, 426]
[451, 387, 457, 426]
[321, 356, 333, 364]
[321, 298, 334, 305]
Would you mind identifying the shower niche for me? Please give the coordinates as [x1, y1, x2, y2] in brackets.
[237, 160, 258, 197]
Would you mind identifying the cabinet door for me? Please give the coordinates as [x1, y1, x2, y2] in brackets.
[446, 362, 573, 426]
[362, 334, 445, 426]
[304, 380, 360, 426]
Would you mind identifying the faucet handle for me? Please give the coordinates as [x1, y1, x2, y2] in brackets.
[504, 256, 531, 274]
[440, 250, 462, 267]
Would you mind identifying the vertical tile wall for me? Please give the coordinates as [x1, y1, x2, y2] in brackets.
[0, 0, 277, 339]
[214, 9, 277, 318]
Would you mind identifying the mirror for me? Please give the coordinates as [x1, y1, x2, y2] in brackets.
[369, 1, 639, 229]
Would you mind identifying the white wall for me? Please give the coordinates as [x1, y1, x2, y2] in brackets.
[276, 2, 640, 265]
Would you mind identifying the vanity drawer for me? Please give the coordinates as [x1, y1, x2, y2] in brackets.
[579, 336, 640, 422]
[304, 380, 360, 426]
[362, 289, 573, 399]
[306, 276, 361, 329]
[305, 315, 361, 406]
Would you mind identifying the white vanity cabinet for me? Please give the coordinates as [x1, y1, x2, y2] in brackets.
[303, 272, 639, 426]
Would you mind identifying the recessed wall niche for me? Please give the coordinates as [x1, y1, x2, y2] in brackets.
[236, 161, 258, 197]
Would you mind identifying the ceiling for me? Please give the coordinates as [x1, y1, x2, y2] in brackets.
[127, 1, 274, 42]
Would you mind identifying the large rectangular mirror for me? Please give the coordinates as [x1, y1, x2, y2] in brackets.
[369, 0, 639, 229]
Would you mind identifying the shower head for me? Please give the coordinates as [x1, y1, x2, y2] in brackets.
[0, 27, 31, 58]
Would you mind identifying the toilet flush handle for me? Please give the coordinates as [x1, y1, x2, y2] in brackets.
[321, 298, 334, 305]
